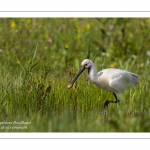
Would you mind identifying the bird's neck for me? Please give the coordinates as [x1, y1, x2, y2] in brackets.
[88, 64, 98, 82]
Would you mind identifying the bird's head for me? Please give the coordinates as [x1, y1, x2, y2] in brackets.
[81, 59, 92, 69]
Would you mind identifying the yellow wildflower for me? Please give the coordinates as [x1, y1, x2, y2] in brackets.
[109, 64, 115, 68]
[25, 18, 32, 28]
[27, 18, 31, 24]
[86, 24, 91, 30]
[76, 34, 81, 40]
[65, 44, 69, 49]
[11, 21, 17, 29]
[45, 33, 49, 39]
[16, 60, 20, 64]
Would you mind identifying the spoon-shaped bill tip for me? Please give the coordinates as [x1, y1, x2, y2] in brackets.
[67, 84, 73, 89]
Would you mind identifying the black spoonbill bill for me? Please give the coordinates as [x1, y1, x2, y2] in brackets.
[67, 59, 140, 108]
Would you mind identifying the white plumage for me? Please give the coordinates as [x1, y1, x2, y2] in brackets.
[68, 59, 140, 108]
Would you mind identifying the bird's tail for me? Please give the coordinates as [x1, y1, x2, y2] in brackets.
[129, 72, 140, 85]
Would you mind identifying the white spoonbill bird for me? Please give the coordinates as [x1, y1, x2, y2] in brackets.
[67, 59, 140, 108]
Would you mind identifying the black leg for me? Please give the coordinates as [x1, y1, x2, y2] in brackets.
[104, 93, 120, 109]
[113, 93, 120, 103]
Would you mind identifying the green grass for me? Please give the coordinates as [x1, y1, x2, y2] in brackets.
[0, 18, 150, 132]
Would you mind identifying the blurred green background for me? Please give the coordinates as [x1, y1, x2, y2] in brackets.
[1, 18, 150, 71]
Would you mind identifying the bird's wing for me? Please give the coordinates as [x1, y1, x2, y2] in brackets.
[109, 73, 130, 92]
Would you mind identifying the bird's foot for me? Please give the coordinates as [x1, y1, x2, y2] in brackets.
[104, 100, 111, 109]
